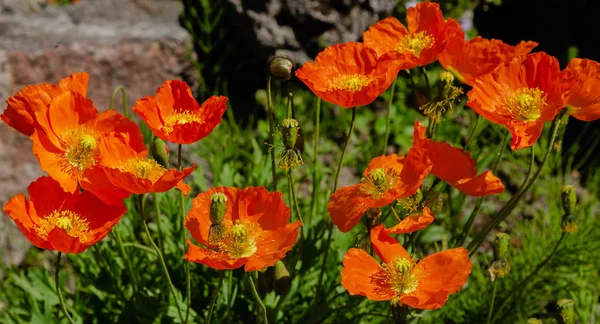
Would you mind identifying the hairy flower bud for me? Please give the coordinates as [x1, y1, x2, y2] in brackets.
[150, 137, 170, 168]
[493, 233, 511, 261]
[268, 54, 293, 80]
[210, 193, 228, 225]
[561, 185, 577, 215]
[561, 214, 578, 233]
[281, 118, 299, 149]
[557, 299, 574, 324]
[273, 261, 292, 295]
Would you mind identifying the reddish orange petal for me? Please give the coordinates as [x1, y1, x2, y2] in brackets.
[30, 130, 79, 193]
[370, 225, 409, 264]
[245, 221, 301, 271]
[80, 167, 133, 206]
[58, 72, 89, 96]
[87, 110, 147, 156]
[185, 240, 247, 270]
[565, 58, 600, 121]
[238, 187, 290, 231]
[387, 207, 434, 234]
[363, 17, 409, 58]
[1, 84, 61, 136]
[328, 185, 371, 232]
[341, 248, 392, 301]
[132, 96, 165, 139]
[397, 122, 432, 198]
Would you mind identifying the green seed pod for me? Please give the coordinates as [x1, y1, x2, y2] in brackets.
[561, 185, 577, 215]
[526, 319, 543, 324]
[557, 299, 574, 324]
[561, 214, 578, 233]
[281, 118, 299, 149]
[268, 54, 293, 81]
[493, 233, 511, 261]
[273, 261, 292, 295]
[150, 137, 170, 168]
[210, 193, 228, 225]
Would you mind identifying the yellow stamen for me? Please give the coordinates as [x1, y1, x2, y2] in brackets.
[162, 110, 202, 136]
[327, 74, 374, 92]
[501, 88, 547, 122]
[34, 210, 90, 243]
[396, 31, 435, 58]
[119, 158, 166, 182]
[208, 219, 258, 259]
[359, 168, 399, 200]
[371, 256, 419, 304]
[58, 127, 99, 177]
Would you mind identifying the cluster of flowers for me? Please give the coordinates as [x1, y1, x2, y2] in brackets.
[295, 1, 600, 309]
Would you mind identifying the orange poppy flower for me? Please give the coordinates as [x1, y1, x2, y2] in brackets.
[363, 2, 461, 68]
[412, 122, 505, 196]
[386, 207, 434, 234]
[341, 225, 472, 309]
[184, 186, 301, 271]
[295, 42, 413, 108]
[564, 58, 600, 121]
[1, 72, 89, 136]
[30, 91, 146, 193]
[2, 176, 126, 254]
[80, 133, 194, 206]
[328, 125, 432, 232]
[439, 36, 538, 86]
[467, 52, 575, 150]
[133, 80, 228, 144]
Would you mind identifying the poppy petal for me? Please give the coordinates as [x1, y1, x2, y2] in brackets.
[370, 225, 409, 264]
[387, 207, 434, 234]
[341, 248, 392, 301]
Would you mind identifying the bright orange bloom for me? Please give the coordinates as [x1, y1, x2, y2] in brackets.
[3, 176, 126, 254]
[564, 58, 600, 121]
[30, 91, 146, 193]
[341, 225, 471, 309]
[439, 36, 538, 86]
[467, 52, 575, 150]
[80, 133, 194, 206]
[1, 72, 89, 136]
[328, 125, 432, 232]
[412, 122, 505, 196]
[184, 186, 301, 271]
[295, 42, 413, 108]
[387, 207, 434, 234]
[133, 80, 228, 144]
[363, 2, 461, 68]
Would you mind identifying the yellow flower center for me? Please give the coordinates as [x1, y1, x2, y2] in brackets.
[208, 219, 258, 259]
[34, 210, 90, 243]
[163, 110, 202, 136]
[396, 31, 435, 58]
[119, 158, 166, 182]
[59, 127, 99, 177]
[327, 74, 374, 92]
[359, 168, 399, 200]
[371, 256, 419, 304]
[501, 88, 547, 122]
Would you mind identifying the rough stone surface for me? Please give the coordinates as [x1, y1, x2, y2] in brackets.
[0, 0, 196, 276]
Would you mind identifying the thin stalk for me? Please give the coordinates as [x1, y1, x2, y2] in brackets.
[287, 172, 305, 229]
[486, 280, 498, 324]
[390, 205, 402, 222]
[139, 195, 184, 323]
[153, 193, 166, 257]
[225, 270, 234, 322]
[315, 107, 357, 302]
[382, 77, 398, 155]
[205, 272, 224, 324]
[114, 228, 138, 291]
[426, 117, 437, 138]
[248, 273, 268, 324]
[309, 98, 322, 231]
[178, 144, 192, 324]
[123, 242, 157, 255]
[110, 85, 129, 118]
[422, 66, 431, 98]
[468, 114, 563, 256]
[266, 75, 278, 191]
[464, 115, 482, 152]
[491, 232, 567, 323]
[55, 252, 75, 324]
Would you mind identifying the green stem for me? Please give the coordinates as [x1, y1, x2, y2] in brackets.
[468, 114, 563, 256]
[426, 117, 437, 138]
[266, 75, 278, 191]
[225, 270, 234, 322]
[110, 85, 129, 118]
[390, 205, 402, 222]
[178, 144, 191, 324]
[122, 242, 157, 255]
[55, 252, 75, 324]
[248, 273, 268, 324]
[140, 195, 184, 323]
[486, 280, 498, 324]
[315, 107, 357, 302]
[382, 77, 398, 155]
[114, 227, 138, 292]
[153, 193, 166, 257]
[490, 232, 567, 323]
[422, 66, 431, 98]
[287, 172, 305, 229]
[205, 272, 224, 324]
[309, 98, 321, 232]
[464, 115, 482, 152]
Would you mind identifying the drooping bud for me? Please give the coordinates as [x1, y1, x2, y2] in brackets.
[557, 299, 575, 324]
[281, 118, 299, 149]
[493, 233, 511, 261]
[561, 185, 577, 215]
[561, 214, 578, 233]
[210, 193, 227, 225]
[150, 137, 170, 168]
[273, 261, 292, 295]
[268, 54, 293, 81]
[526, 318, 543, 324]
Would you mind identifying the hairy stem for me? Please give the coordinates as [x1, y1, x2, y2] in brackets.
[55, 252, 75, 324]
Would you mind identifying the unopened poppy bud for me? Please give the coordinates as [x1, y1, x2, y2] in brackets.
[210, 193, 227, 225]
[561, 185, 577, 215]
[255, 89, 268, 107]
[268, 54, 293, 81]
[281, 118, 299, 149]
[561, 214, 578, 233]
[488, 259, 510, 281]
[273, 261, 292, 295]
[150, 137, 170, 168]
[493, 233, 511, 261]
[526, 319, 543, 324]
[557, 299, 574, 324]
